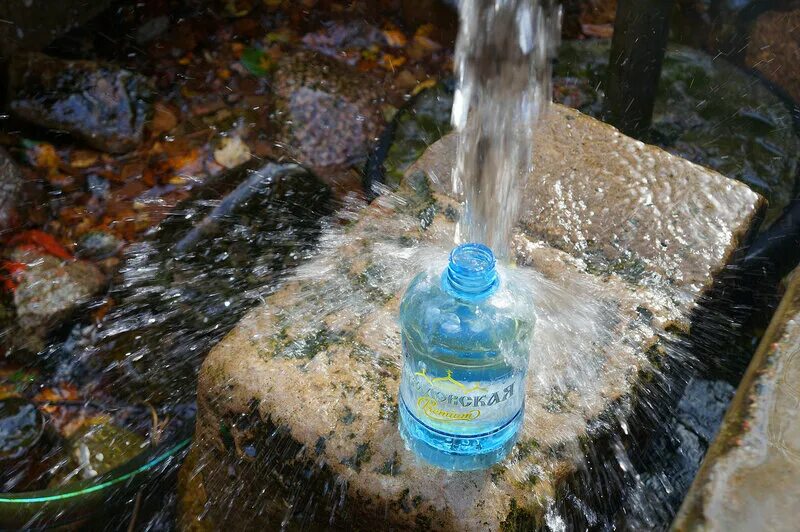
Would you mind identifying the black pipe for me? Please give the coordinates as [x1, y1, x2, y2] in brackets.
[603, 0, 676, 136]
[740, 197, 800, 284]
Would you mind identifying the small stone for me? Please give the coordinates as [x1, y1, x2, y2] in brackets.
[0, 147, 24, 233]
[9, 52, 154, 154]
[11, 248, 106, 352]
[0, 397, 43, 461]
[135, 15, 170, 45]
[0, 397, 47, 492]
[69, 150, 99, 169]
[86, 174, 110, 199]
[270, 50, 386, 178]
[76, 231, 124, 260]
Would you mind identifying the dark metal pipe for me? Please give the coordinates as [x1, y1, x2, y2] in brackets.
[603, 0, 676, 136]
[741, 198, 800, 283]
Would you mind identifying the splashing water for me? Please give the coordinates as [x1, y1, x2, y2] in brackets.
[452, 0, 561, 258]
[0, 6, 769, 531]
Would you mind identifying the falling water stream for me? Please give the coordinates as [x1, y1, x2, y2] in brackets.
[173, 2, 755, 530]
[0, 2, 776, 530]
[452, 0, 560, 257]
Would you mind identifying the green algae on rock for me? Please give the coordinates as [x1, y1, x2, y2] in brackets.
[178, 104, 763, 530]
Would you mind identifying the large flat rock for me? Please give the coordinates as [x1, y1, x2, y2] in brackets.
[673, 267, 800, 532]
[178, 104, 763, 530]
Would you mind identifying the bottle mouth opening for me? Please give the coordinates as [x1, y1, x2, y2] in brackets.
[443, 243, 499, 299]
[449, 243, 496, 273]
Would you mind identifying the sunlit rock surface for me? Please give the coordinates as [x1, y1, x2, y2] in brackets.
[554, 40, 799, 227]
[673, 268, 800, 532]
[178, 105, 762, 530]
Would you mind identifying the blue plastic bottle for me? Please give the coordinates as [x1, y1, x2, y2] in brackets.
[398, 243, 534, 470]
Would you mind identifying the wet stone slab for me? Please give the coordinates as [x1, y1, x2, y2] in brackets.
[178, 105, 762, 530]
[673, 267, 800, 532]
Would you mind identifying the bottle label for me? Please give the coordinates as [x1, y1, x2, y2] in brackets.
[404, 367, 518, 425]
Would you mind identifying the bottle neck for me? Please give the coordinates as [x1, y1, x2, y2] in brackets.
[441, 243, 499, 300]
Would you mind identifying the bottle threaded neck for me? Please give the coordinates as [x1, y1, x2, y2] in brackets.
[442, 243, 499, 299]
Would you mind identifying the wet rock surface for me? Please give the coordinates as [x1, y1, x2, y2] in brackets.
[8, 53, 154, 154]
[271, 50, 386, 179]
[178, 105, 762, 530]
[0, 397, 43, 461]
[674, 268, 800, 532]
[0, 148, 25, 234]
[10, 248, 106, 353]
[555, 40, 799, 227]
[0, 397, 46, 491]
[745, 6, 800, 105]
[614, 378, 736, 529]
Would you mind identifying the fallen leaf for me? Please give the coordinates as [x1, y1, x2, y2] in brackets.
[46, 172, 76, 189]
[361, 45, 380, 61]
[581, 23, 614, 38]
[231, 42, 246, 58]
[151, 103, 179, 134]
[357, 59, 377, 72]
[383, 29, 407, 48]
[223, 0, 253, 17]
[241, 47, 274, 76]
[214, 136, 251, 169]
[413, 34, 442, 52]
[34, 383, 79, 404]
[28, 142, 61, 171]
[70, 150, 99, 169]
[381, 104, 399, 122]
[411, 78, 437, 96]
[381, 53, 407, 71]
[0, 384, 20, 400]
[8, 230, 73, 260]
[265, 28, 293, 44]
[415, 23, 436, 38]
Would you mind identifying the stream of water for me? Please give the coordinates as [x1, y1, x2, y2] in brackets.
[452, 0, 560, 258]
[0, 2, 772, 530]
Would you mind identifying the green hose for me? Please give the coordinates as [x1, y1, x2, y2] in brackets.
[0, 437, 191, 529]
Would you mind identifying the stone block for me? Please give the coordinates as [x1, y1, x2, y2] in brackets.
[178, 105, 762, 530]
[673, 267, 800, 532]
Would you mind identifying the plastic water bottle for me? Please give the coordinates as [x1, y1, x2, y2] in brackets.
[398, 243, 535, 470]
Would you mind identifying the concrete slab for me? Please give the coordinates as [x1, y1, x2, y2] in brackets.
[673, 268, 800, 532]
[178, 104, 763, 530]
